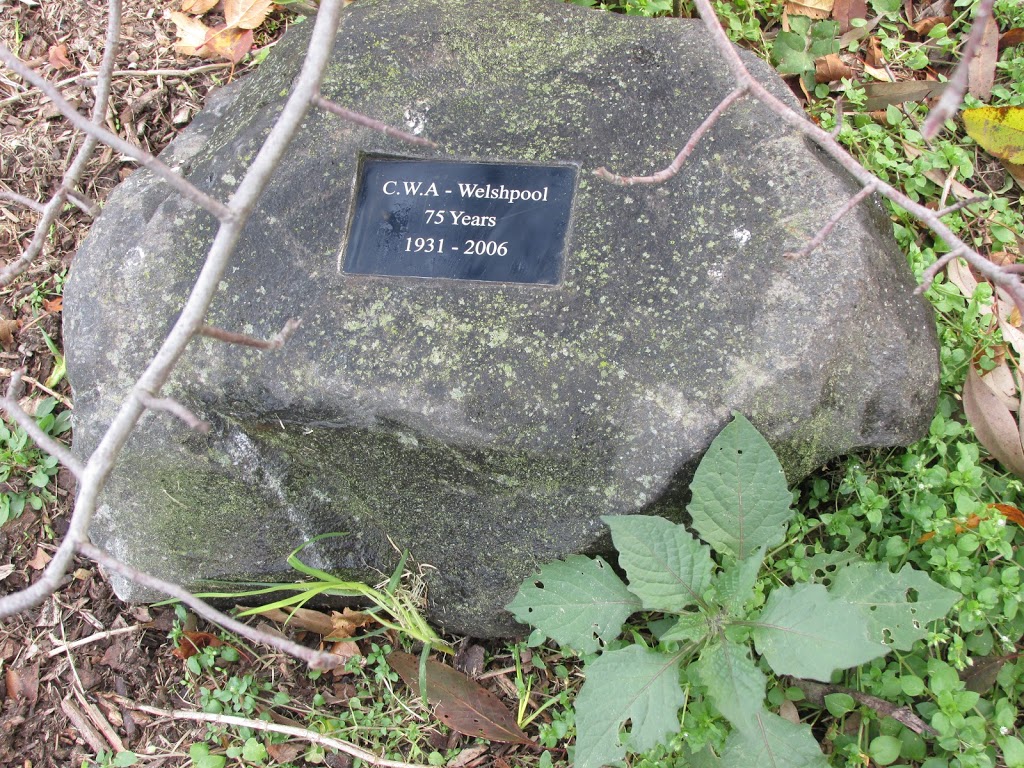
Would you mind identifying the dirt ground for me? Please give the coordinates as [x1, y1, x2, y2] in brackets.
[0, 0, 282, 764]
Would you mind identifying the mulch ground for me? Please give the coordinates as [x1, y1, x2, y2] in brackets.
[0, 0, 248, 763]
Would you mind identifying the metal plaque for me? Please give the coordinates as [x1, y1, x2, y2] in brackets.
[342, 156, 576, 284]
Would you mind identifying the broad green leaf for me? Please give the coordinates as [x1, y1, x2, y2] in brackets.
[603, 515, 714, 612]
[507, 556, 639, 654]
[963, 107, 1024, 164]
[696, 640, 767, 729]
[574, 645, 686, 768]
[751, 583, 887, 681]
[721, 711, 829, 768]
[688, 414, 793, 560]
[659, 611, 710, 645]
[714, 546, 765, 616]
[828, 562, 959, 651]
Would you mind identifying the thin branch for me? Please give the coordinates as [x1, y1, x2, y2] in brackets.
[786, 183, 877, 260]
[136, 390, 211, 433]
[831, 96, 844, 139]
[0, 46, 232, 227]
[0, 368, 73, 408]
[1, 370, 84, 477]
[198, 317, 303, 350]
[313, 95, 439, 148]
[916, 245, 968, 292]
[0, 0, 123, 286]
[0, 188, 46, 214]
[46, 625, 142, 658]
[64, 188, 101, 218]
[922, 0, 997, 140]
[936, 195, 987, 217]
[0, 0, 345, 621]
[595, 85, 748, 184]
[78, 542, 343, 670]
[127, 704, 433, 768]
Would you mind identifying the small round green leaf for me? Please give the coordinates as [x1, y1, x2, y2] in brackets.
[868, 735, 902, 766]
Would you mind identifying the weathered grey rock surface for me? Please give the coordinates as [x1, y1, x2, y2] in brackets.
[66, 0, 939, 636]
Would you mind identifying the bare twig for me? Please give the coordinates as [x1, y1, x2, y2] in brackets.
[595, 85, 748, 184]
[136, 390, 211, 433]
[916, 244, 969, 291]
[46, 625, 142, 658]
[785, 183, 877, 260]
[78, 542, 343, 670]
[198, 317, 303, 351]
[61, 699, 109, 754]
[922, 0, 997, 140]
[65, 188, 101, 218]
[127, 704, 434, 768]
[0, 188, 46, 214]
[1, 371, 84, 477]
[313, 95, 439, 148]
[0, 0, 345, 622]
[936, 196, 988, 218]
[831, 96, 844, 139]
[0, 0, 123, 286]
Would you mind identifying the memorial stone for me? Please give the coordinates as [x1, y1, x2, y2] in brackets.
[65, 0, 940, 636]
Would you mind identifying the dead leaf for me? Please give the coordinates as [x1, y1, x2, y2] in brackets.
[911, 16, 950, 36]
[1005, 160, 1024, 188]
[202, 25, 253, 64]
[329, 640, 363, 664]
[253, 605, 373, 640]
[815, 53, 854, 83]
[172, 631, 222, 660]
[864, 36, 884, 67]
[42, 296, 63, 313]
[779, 699, 801, 724]
[967, 13, 999, 100]
[862, 63, 893, 81]
[167, 11, 214, 57]
[447, 745, 491, 768]
[28, 547, 52, 571]
[1001, 29, 1024, 51]
[990, 503, 1024, 528]
[223, 0, 274, 30]
[388, 651, 534, 746]
[963, 364, 1024, 479]
[182, 0, 219, 14]
[48, 44, 74, 70]
[785, 0, 834, 19]
[863, 80, 947, 111]
[831, 0, 866, 33]
[0, 318, 19, 351]
[5, 663, 39, 706]
[961, 654, 1018, 693]
[0, 563, 15, 582]
[266, 743, 304, 763]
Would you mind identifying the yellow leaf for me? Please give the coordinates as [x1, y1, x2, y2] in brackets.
[181, 0, 219, 15]
[203, 25, 254, 63]
[223, 0, 274, 30]
[167, 11, 213, 57]
[963, 107, 1024, 164]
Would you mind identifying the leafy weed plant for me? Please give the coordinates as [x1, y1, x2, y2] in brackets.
[508, 415, 959, 768]
[0, 397, 71, 527]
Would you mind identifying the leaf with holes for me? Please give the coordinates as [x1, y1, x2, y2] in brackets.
[827, 562, 958, 651]
[574, 645, 687, 768]
[751, 583, 887, 681]
[603, 515, 714, 612]
[388, 651, 533, 745]
[506, 555, 640, 654]
[688, 413, 793, 560]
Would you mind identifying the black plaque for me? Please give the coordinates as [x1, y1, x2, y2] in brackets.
[342, 156, 576, 284]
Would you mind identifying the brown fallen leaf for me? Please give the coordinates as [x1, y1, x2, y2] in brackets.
[963, 364, 1024, 479]
[252, 605, 374, 640]
[778, 699, 801, 725]
[224, 0, 275, 30]
[831, 0, 866, 33]
[815, 53, 853, 83]
[967, 13, 1000, 101]
[266, 743, 304, 764]
[329, 640, 362, 664]
[990, 502, 1024, 529]
[168, 10, 213, 57]
[0, 318, 19, 351]
[917, 513, 980, 543]
[1005, 160, 1024, 189]
[785, 0, 834, 19]
[864, 36, 884, 67]
[863, 80, 947, 111]
[911, 16, 950, 36]
[42, 296, 62, 313]
[48, 44, 74, 70]
[1001, 29, 1024, 51]
[171, 630, 223, 660]
[181, 0, 219, 14]
[5, 663, 40, 706]
[28, 546, 52, 571]
[961, 654, 1019, 693]
[388, 650, 534, 746]
[448, 745, 491, 768]
[202, 25, 254, 64]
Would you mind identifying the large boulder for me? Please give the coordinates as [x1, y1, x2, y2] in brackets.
[65, 0, 939, 636]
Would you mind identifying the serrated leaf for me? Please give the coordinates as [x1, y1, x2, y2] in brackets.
[696, 640, 767, 729]
[574, 645, 686, 768]
[714, 546, 765, 616]
[688, 414, 793, 560]
[721, 712, 829, 768]
[603, 515, 714, 612]
[659, 611, 710, 645]
[507, 556, 639, 654]
[751, 583, 887, 681]
[828, 562, 959, 651]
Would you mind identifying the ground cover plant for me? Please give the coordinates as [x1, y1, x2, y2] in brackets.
[1, 0, 1024, 765]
